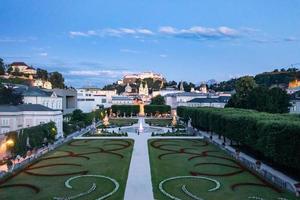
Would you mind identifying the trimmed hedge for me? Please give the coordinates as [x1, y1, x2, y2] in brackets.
[177, 106, 300, 172]
[111, 105, 139, 116]
[144, 105, 171, 115]
[6, 122, 57, 157]
[111, 105, 171, 116]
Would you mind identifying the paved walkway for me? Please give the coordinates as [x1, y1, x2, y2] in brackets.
[124, 128, 154, 200]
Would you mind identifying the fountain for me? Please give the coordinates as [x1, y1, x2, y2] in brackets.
[138, 117, 144, 133]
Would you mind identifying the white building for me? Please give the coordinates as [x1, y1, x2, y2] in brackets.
[123, 72, 165, 84]
[152, 88, 184, 97]
[0, 104, 63, 138]
[10, 62, 37, 75]
[76, 88, 113, 113]
[20, 87, 63, 110]
[44, 88, 77, 115]
[290, 91, 300, 114]
[33, 79, 52, 89]
[111, 96, 134, 105]
[165, 92, 232, 109]
[183, 96, 230, 108]
[77, 88, 116, 103]
[139, 82, 149, 96]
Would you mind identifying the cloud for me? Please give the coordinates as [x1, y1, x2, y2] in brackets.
[0, 38, 27, 43]
[69, 26, 296, 43]
[136, 29, 154, 35]
[67, 69, 136, 78]
[158, 26, 239, 40]
[120, 49, 139, 54]
[38, 52, 48, 57]
[159, 54, 168, 58]
[69, 28, 154, 38]
[284, 36, 298, 42]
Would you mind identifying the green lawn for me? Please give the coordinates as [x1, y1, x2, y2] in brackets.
[145, 119, 172, 127]
[0, 139, 133, 200]
[109, 118, 138, 127]
[149, 139, 298, 200]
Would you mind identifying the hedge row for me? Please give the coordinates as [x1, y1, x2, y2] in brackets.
[111, 105, 171, 116]
[144, 105, 171, 115]
[6, 122, 57, 157]
[177, 106, 300, 172]
[111, 105, 139, 116]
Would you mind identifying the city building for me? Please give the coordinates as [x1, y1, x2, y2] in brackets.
[122, 72, 165, 84]
[111, 96, 134, 105]
[290, 91, 300, 114]
[165, 92, 232, 109]
[21, 87, 63, 110]
[199, 83, 208, 93]
[77, 89, 110, 113]
[139, 82, 149, 96]
[183, 96, 231, 108]
[44, 88, 77, 115]
[0, 104, 63, 138]
[77, 88, 116, 103]
[152, 87, 184, 97]
[33, 79, 52, 89]
[9, 62, 37, 75]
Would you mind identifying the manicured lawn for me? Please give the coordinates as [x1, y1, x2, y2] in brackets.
[145, 119, 172, 127]
[0, 139, 133, 200]
[149, 139, 298, 200]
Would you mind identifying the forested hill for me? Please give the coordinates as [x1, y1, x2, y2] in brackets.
[254, 68, 300, 88]
[210, 68, 300, 92]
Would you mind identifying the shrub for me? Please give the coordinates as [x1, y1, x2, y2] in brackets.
[177, 106, 300, 172]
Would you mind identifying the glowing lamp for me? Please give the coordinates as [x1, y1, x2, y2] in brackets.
[6, 139, 14, 147]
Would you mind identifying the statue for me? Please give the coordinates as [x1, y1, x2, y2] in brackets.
[188, 118, 192, 128]
[139, 102, 145, 117]
[172, 115, 177, 126]
[103, 114, 110, 127]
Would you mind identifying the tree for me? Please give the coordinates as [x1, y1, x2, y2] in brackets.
[150, 95, 166, 105]
[267, 87, 291, 113]
[49, 71, 64, 88]
[227, 76, 257, 108]
[36, 68, 48, 80]
[71, 109, 86, 122]
[163, 80, 177, 88]
[0, 58, 5, 75]
[228, 85, 291, 113]
[178, 81, 196, 92]
[0, 85, 23, 105]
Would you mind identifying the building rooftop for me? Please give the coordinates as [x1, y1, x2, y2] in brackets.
[15, 87, 54, 97]
[188, 96, 231, 103]
[112, 96, 133, 100]
[10, 62, 28, 66]
[165, 92, 208, 97]
[0, 104, 56, 112]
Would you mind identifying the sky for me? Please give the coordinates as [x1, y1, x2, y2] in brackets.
[0, 0, 300, 87]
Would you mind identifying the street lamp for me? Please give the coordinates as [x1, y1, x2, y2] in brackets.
[6, 139, 14, 147]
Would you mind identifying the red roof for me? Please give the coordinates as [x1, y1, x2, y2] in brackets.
[10, 62, 28, 66]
